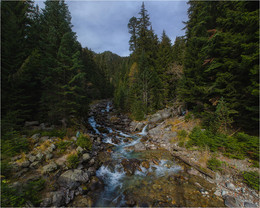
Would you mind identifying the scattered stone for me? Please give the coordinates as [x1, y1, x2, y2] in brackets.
[28, 155, 36, 163]
[214, 189, 222, 197]
[76, 146, 84, 154]
[88, 167, 96, 176]
[14, 168, 29, 178]
[29, 161, 41, 169]
[52, 191, 65, 207]
[11, 155, 22, 162]
[36, 152, 44, 161]
[40, 136, 49, 142]
[82, 153, 91, 161]
[31, 133, 41, 140]
[46, 153, 53, 160]
[226, 182, 236, 190]
[42, 162, 58, 174]
[224, 195, 240, 207]
[40, 198, 52, 207]
[57, 169, 89, 189]
[21, 160, 30, 168]
[89, 158, 95, 166]
[244, 202, 257, 207]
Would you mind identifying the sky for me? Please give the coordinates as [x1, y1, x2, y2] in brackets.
[36, 1, 189, 57]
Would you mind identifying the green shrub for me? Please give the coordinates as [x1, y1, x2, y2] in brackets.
[67, 154, 79, 169]
[1, 131, 29, 157]
[76, 134, 92, 151]
[242, 171, 259, 191]
[1, 178, 45, 207]
[207, 157, 222, 171]
[56, 140, 71, 153]
[184, 112, 192, 122]
[187, 127, 258, 161]
[178, 130, 188, 139]
[41, 129, 66, 138]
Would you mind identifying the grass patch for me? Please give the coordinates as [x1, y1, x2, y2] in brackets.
[56, 140, 72, 154]
[1, 131, 29, 157]
[67, 153, 79, 169]
[1, 178, 45, 207]
[242, 171, 259, 191]
[207, 157, 222, 171]
[76, 134, 92, 151]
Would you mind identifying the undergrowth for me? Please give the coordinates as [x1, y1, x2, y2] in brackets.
[76, 134, 92, 151]
[242, 171, 259, 191]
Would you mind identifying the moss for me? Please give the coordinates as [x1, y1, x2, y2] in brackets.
[76, 134, 92, 151]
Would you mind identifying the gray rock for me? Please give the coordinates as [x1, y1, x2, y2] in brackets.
[50, 143, 56, 150]
[161, 109, 171, 119]
[148, 126, 161, 138]
[40, 197, 52, 207]
[88, 167, 96, 176]
[162, 132, 177, 142]
[221, 190, 227, 196]
[11, 155, 22, 162]
[31, 133, 40, 140]
[57, 169, 89, 189]
[133, 142, 146, 151]
[25, 121, 39, 127]
[224, 195, 240, 207]
[14, 168, 29, 178]
[244, 202, 257, 207]
[52, 191, 65, 207]
[130, 121, 145, 131]
[89, 158, 95, 166]
[42, 162, 58, 174]
[71, 136, 77, 141]
[149, 113, 163, 123]
[226, 182, 236, 190]
[36, 152, 44, 161]
[76, 146, 84, 154]
[21, 160, 30, 168]
[39, 123, 45, 130]
[10, 162, 21, 172]
[46, 153, 53, 160]
[40, 136, 49, 142]
[82, 153, 91, 161]
[30, 161, 41, 169]
[28, 155, 36, 163]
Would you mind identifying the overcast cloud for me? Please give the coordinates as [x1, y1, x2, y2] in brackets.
[37, 1, 188, 57]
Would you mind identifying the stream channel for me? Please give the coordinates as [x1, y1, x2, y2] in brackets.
[87, 101, 224, 207]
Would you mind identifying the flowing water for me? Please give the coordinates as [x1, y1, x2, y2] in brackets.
[87, 101, 225, 207]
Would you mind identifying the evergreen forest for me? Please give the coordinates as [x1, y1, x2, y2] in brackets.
[1, 1, 259, 207]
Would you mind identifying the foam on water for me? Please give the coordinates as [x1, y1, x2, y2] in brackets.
[88, 116, 100, 134]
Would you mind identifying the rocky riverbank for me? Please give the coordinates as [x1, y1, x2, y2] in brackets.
[2, 99, 259, 207]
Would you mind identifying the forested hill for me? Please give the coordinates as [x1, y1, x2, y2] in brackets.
[113, 1, 259, 134]
[1, 1, 115, 134]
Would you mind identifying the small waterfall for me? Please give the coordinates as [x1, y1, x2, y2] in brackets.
[138, 124, 148, 136]
[106, 102, 111, 112]
[88, 116, 100, 134]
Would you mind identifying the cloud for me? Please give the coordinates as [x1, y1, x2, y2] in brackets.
[36, 1, 188, 56]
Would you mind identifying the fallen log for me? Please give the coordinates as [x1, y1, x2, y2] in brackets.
[172, 152, 215, 179]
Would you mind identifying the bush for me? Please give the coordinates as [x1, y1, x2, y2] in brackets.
[1, 131, 29, 157]
[76, 134, 92, 151]
[207, 157, 222, 171]
[56, 140, 71, 153]
[178, 130, 188, 139]
[67, 153, 79, 169]
[242, 171, 259, 191]
[1, 178, 45, 207]
[187, 127, 258, 161]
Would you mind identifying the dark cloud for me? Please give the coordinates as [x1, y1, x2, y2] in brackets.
[36, 1, 188, 57]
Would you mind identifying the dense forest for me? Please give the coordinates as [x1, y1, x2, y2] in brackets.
[113, 1, 259, 133]
[1, 0, 259, 207]
[1, 0, 113, 135]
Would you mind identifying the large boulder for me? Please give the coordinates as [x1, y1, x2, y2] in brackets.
[148, 126, 162, 139]
[133, 142, 146, 151]
[42, 162, 58, 174]
[161, 132, 177, 143]
[148, 113, 163, 123]
[160, 108, 172, 119]
[130, 121, 145, 132]
[57, 169, 89, 189]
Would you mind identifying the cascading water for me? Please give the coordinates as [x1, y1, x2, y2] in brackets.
[88, 102, 183, 207]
